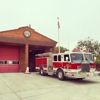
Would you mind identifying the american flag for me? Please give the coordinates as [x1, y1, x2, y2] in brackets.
[57, 17, 60, 29]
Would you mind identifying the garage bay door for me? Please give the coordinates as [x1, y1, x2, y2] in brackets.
[0, 46, 20, 72]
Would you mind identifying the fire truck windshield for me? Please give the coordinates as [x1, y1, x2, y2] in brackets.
[84, 53, 93, 62]
[70, 53, 83, 63]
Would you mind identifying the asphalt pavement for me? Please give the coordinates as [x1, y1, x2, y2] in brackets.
[0, 72, 100, 100]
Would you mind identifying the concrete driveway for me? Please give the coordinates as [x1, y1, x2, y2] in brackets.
[0, 72, 100, 100]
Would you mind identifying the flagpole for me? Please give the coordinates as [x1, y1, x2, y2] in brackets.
[57, 17, 60, 53]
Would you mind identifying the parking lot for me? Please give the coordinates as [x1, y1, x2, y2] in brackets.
[0, 72, 100, 100]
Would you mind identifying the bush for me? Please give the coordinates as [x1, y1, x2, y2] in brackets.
[95, 55, 100, 64]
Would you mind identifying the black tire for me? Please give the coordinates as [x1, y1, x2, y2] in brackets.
[57, 69, 65, 80]
[40, 68, 45, 75]
[77, 78, 85, 80]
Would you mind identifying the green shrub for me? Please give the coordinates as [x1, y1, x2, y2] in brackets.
[95, 55, 100, 64]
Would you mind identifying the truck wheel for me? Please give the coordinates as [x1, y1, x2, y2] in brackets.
[77, 78, 85, 80]
[57, 69, 65, 80]
[40, 68, 45, 75]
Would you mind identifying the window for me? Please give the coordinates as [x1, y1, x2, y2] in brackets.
[6, 61, 13, 64]
[0, 61, 4, 64]
[13, 61, 19, 64]
[84, 54, 93, 62]
[53, 56, 57, 61]
[58, 55, 61, 61]
[64, 54, 70, 61]
[0, 60, 19, 64]
[70, 53, 83, 63]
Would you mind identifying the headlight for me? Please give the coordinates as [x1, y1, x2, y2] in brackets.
[77, 66, 81, 69]
[77, 66, 81, 71]
[90, 67, 96, 72]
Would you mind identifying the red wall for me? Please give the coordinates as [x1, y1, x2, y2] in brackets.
[0, 46, 20, 72]
[0, 46, 20, 60]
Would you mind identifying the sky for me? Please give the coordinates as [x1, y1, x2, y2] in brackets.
[0, 0, 100, 50]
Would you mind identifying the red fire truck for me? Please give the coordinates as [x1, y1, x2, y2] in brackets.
[35, 50, 99, 80]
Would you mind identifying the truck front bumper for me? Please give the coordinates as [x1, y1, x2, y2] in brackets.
[65, 71, 100, 79]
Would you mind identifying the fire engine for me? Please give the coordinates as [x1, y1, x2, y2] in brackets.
[35, 50, 100, 80]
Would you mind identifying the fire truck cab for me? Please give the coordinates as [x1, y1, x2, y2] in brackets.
[35, 51, 99, 80]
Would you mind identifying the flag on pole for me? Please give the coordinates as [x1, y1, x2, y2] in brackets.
[57, 17, 60, 53]
[57, 17, 60, 29]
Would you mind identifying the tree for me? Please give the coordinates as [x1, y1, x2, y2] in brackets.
[55, 46, 68, 53]
[50, 46, 68, 53]
[56, 46, 68, 51]
[76, 37, 100, 55]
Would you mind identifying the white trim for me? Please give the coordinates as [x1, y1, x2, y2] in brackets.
[43, 68, 47, 70]
[36, 66, 47, 70]
[53, 68, 57, 71]
[36, 67, 40, 69]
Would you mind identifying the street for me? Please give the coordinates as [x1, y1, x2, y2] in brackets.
[0, 72, 100, 100]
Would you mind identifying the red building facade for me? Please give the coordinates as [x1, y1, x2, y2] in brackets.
[0, 26, 57, 72]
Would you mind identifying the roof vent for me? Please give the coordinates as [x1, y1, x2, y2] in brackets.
[29, 24, 31, 28]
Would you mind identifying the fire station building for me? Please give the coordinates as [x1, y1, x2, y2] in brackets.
[0, 26, 57, 73]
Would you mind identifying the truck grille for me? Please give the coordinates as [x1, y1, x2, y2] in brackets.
[81, 63, 90, 72]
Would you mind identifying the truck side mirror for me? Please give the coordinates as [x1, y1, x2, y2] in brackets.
[94, 57, 96, 61]
[66, 57, 69, 61]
